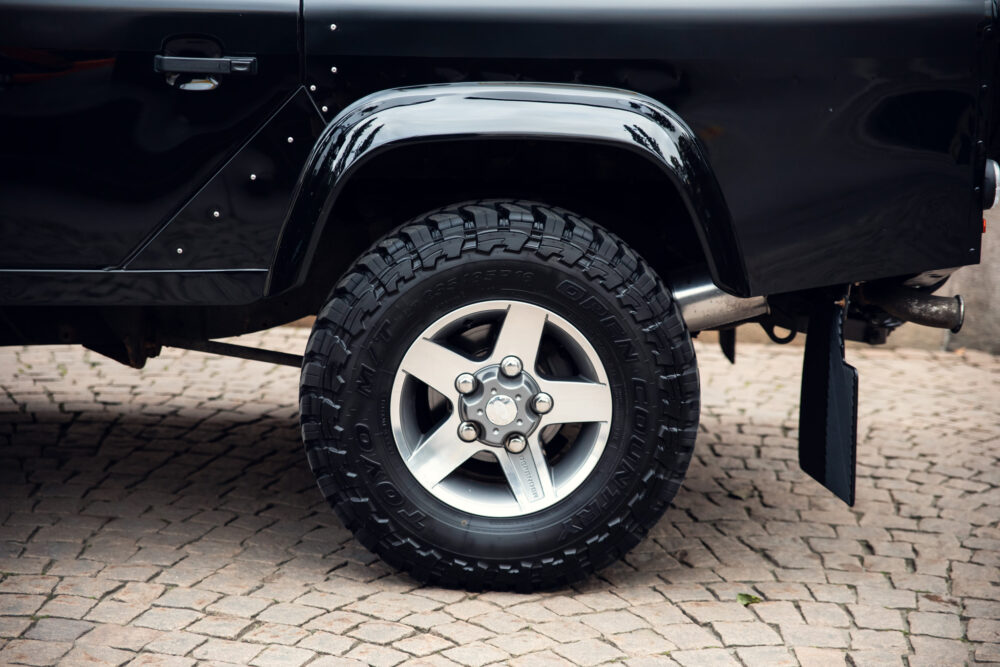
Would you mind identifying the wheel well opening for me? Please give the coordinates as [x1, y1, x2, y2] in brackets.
[301, 139, 708, 309]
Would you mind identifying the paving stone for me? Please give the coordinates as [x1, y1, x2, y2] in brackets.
[534, 620, 601, 642]
[735, 646, 797, 667]
[309, 658, 368, 667]
[751, 601, 803, 625]
[205, 594, 272, 617]
[84, 600, 147, 625]
[435, 620, 495, 644]
[467, 610, 527, 635]
[0, 576, 58, 594]
[193, 637, 266, 663]
[0, 594, 46, 615]
[143, 630, 208, 656]
[907, 611, 962, 639]
[394, 632, 454, 656]
[712, 621, 782, 646]
[298, 631, 356, 655]
[968, 618, 1000, 643]
[153, 588, 221, 610]
[344, 642, 408, 667]
[605, 628, 675, 656]
[908, 635, 970, 667]
[779, 624, 849, 648]
[242, 622, 310, 645]
[799, 601, 851, 627]
[349, 621, 413, 644]
[678, 601, 753, 623]
[975, 643, 1000, 662]
[847, 650, 904, 667]
[656, 624, 722, 650]
[794, 646, 846, 667]
[127, 654, 196, 667]
[132, 607, 202, 631]
[441, 640, 509, 667]
[579, 610, 648, 634]
[37, 595, 97, 619]
[850, 629, 908, 653]
[629, 602, 690, 626]
[0, 639, 72, 665]
[847, 604, 904, 630]
[250, 645, 316, 667]
[60, 644, 133, 666]
[0, 616, 31, 638]
[76, 624, 162, 651]
[55, 577, 120, 599]
[307, 611, 368, 634]
[184, 614, 253, 638]
[551, 638, 626, 666]
[670, 648, 741, 667]
[23, 618, 92, 641]
[112, 582, 165, 605]
[257, 602, 324, 625]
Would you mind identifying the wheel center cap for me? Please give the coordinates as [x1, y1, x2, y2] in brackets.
[460, 364, 541, 446]
[485, 395, 517, 426]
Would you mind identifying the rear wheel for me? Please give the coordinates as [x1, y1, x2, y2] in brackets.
[300, 200, 699, 590]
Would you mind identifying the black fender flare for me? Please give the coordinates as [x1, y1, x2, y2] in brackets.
[266, 82, 750, 297]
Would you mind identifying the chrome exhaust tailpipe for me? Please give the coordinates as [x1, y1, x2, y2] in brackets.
[861, 283, 965, 333]
[671, 273, 769, 331]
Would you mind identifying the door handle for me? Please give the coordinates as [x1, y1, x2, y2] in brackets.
[154, 55, 257, 75]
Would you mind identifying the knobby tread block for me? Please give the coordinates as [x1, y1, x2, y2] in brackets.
[299, 199, 700, 590]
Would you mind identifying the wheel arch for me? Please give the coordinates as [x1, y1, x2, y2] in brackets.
[266, 83, 750, 301]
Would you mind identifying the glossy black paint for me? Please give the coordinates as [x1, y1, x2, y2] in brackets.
[304, 0, 991, 296]
[0, 0, 299, 269]
[268, 83, 748, 297]
[130, 89, 323, 271]
[0, 0, 995, 324]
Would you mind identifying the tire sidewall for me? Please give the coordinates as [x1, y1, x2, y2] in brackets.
[334, 251, 666, 562]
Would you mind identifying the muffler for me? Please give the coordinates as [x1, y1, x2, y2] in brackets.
[671, 273, 769, 331]
[861, 282, 964, 333]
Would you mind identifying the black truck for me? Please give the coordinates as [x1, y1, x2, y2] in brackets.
[1, 1, 994, 589]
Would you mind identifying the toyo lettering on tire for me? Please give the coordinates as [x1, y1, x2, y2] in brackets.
[299, 200, 700, 590]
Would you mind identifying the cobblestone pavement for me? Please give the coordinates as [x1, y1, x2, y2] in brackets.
[1, 327, 998, 667]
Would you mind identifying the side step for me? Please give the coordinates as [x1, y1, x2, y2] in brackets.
[798, 296, 859, 505]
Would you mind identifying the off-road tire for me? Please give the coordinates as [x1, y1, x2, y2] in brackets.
[299, 200, 699, 590]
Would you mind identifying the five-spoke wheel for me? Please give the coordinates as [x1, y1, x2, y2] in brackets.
[391, 300, 612, 517]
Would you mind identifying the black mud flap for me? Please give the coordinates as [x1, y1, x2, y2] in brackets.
[719, 328, 736, 364]
[798, 296, 859, 505]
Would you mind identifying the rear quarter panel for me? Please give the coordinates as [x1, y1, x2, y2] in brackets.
[303, 0, 991, 295]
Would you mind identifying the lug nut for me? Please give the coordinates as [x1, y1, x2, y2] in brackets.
[457, 421, 479, 442]
[455, 373, 477, 395]
[500, 355, 523, 377]
[532, 392, 553, 415]
[505, 433, 527, 454]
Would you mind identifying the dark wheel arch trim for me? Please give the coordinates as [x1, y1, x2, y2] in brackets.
[266, 82, 751, 298]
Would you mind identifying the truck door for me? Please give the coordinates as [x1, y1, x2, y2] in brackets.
[0, 1, 300, 269]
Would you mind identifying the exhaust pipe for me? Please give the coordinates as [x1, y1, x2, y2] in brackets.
[861, 283, 964, 333]
[671, 273, 769, 331]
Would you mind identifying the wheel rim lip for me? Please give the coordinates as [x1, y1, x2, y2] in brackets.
[389, 299, 612, 519]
